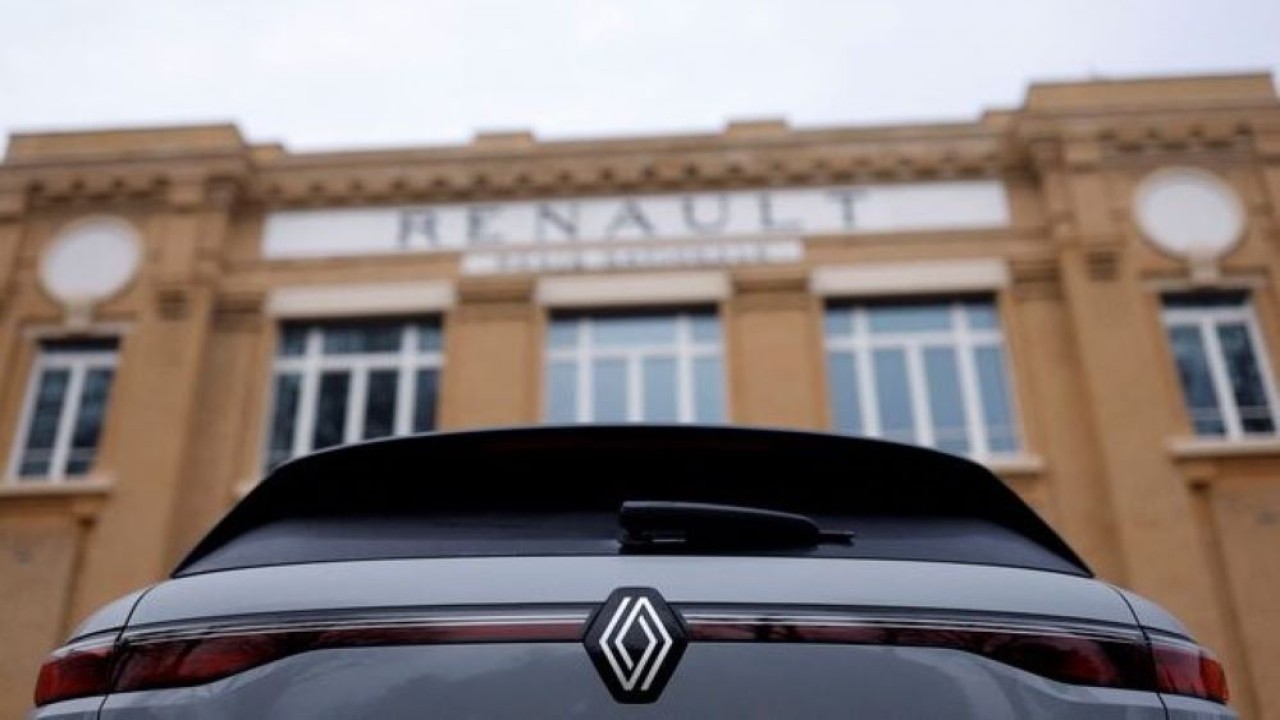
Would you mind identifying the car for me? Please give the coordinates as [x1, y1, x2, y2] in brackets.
[31, 425, 1232, 718]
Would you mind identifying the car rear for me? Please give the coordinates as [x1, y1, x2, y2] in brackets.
[31, 426, 1234, 718]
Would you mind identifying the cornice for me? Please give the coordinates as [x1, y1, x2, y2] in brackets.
[248, 139, 1009, 207]
[3, 73, 1277, 211]
[1016, 105, 1279, 169]
[0, 154, 251, 209]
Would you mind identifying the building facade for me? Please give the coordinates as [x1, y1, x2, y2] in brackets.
[2, 73, 1279, 717]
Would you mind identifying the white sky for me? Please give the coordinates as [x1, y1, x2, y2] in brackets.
[1, 0, 1278, 153]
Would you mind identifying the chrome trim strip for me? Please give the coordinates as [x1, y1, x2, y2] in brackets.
[121, 608, 592, 645]
[679, 608, 1145, 643]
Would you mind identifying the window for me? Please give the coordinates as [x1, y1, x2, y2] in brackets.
[824, 299, 1019, 458]
[1162, 292, 1278, 439]
[265, 319, 443, 469]
[545, 310, 725, 424]
[10, 339, 118, 481]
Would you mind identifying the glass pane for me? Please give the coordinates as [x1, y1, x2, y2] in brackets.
[826, 351, 862, 434]
[868, 304, 951, 334]
[594, 315, 677, 347]
[690, 314, 720, 344]
[322, 322, 401, 354]
[693, 357, 725, 423]
[1217, 323, 1275, 434]
[592, 359, 628, 422]
[924, 347, 969, 455]
[872, 349, 915, 443]
[312, 372, 350, 450]
[1168, 326, 1225, 436]
[824, 307, 854, 337]
[642, 358, 678, 422]
[548, 320, 579, 349]
[65, 368, 115, 475]
[18, 451, 52, 478]
[1163, 292, 1247, 309]
[975, 346, 1019, 452]
[417, 321, 443, 352]
[266, 373, 300, 469]
[412, 369, 439, 433]
[546, 361, 578, 423]
[41, 339, 117, 354]
[18, 368, 70, 477]
[964, 301, 999, 331]
[277, 326, 308, 357]
[362, 370, 399, 440]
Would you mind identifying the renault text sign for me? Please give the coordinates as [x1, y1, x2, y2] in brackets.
[262, 181, 1009, 273]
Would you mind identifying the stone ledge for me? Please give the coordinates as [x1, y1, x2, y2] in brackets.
[983, 453, 1046, 478]
[0, 478, 112, 498]
[1167, 436, 1280, 459]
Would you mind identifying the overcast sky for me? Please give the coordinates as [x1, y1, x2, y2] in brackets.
[1, 0, 1278, 154]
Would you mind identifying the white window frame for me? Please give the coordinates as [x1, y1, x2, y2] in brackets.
[545, 312, 725, 423]
[8, 343, 119, 482]
[1162, 298, 1280, 440]
[824, 300, 1019, 460]
[265, 320, 444, 467]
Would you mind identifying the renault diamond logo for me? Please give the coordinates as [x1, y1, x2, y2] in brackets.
[584, 587, 687, 704]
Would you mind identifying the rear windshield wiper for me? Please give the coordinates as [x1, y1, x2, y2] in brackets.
[619, 501, 855, 552]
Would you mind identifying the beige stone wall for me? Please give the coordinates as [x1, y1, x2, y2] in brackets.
[1, 73, 1279, 718]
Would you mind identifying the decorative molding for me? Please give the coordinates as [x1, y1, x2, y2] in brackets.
[730, 267, 811, 311]
[810, 258, 1009, 298]
[1085, 247, 1121, 281]
[0, 190, 26, 221]
[214, 290, 267, 332]
[154, 284, 192, 320]
[537, 272, 727, 308]
[266, 281, 454, 318]
[456, 276, 536, 305]
[248, 140, 1008, 208]
[1010, 257, 1062, 300]
[1168, 436, 1280, 460]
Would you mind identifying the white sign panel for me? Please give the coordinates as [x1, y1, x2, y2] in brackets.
[263, 181, 1010, 263]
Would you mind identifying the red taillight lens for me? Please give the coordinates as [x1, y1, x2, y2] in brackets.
[33, 639, 115, 707]
[34, 611, 586, 706]
[1153, 640, 1230, 704]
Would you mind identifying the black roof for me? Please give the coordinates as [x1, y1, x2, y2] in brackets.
[175, 425, 1090, 577]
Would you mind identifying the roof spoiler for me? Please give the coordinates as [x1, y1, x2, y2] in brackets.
[175, 426, 1089, 576]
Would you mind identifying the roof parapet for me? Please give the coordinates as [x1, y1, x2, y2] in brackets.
[1024, 72, 1277, 114]
[4, 124, 246, 164]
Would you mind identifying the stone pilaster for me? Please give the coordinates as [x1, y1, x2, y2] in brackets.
[726, 267, 824, 429]
[440, 277, 539, 428]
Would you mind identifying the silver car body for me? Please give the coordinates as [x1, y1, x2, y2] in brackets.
[32, 427, 1235, 719]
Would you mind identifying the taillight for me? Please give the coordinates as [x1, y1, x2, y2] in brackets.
[1153, 638, 1230, 704]
[33, 635, 116, 707]
[34, 606, 1230, 708]
[683, 609, 1232, 706]
[33, 609, 587, 706]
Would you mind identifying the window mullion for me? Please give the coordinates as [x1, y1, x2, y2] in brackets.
[345, 363, 368, 444]
[293, 328, 323, 454]
[905, 342, 934, 448]
[853, 308, 881, 437]
[394, 325, 416, 435]
[49, 363, 87, 481]
[676, 315, 695, 422]
[627, 353, 644, 422]
[1201, 318, 1243, 438]
[578, 318, 593, 422]
[953, 304, 989, 458]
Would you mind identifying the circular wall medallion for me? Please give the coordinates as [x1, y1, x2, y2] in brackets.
[1133, 167, 1244, 259]
[39, 217, 142, 305]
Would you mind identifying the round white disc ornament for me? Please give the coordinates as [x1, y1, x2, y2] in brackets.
[1133, 167, 1244, 259]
